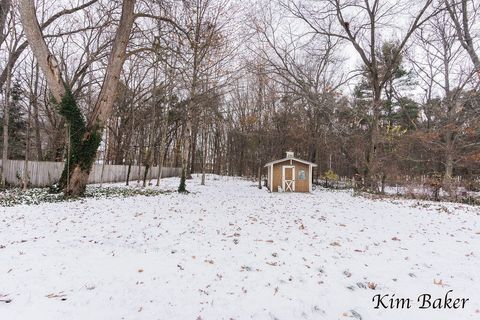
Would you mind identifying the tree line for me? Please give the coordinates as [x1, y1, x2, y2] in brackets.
[0, 0, 478, 196]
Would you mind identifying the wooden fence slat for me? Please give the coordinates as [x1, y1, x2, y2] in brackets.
[0, 159, 181, 187]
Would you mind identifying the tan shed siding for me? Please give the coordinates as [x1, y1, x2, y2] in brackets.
[271, 160, 310, 192]
[292, 161, 309, 192]
[272, 160, 287, 192]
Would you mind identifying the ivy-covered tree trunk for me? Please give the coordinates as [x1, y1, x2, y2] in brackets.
[178, 167, 187, 192]
[18, 0, 136, 197]
[177, 114, 190, 193]
[57, 91, 101, 196]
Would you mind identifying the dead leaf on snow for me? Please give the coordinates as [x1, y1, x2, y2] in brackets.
[0, 293, 12, 303]
[46, 292, 67, 300]
[434, 279, 447, 287]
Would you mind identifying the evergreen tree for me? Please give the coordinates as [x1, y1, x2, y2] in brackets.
[0, 80, 27, 159]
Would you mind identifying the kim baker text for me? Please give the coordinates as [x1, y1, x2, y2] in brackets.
[372, 290, 469, 309]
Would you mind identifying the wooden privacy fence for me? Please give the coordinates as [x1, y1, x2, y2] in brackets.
[0, 160, 181, 187]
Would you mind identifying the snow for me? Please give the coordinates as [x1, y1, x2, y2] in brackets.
[1, 175, 479, 319]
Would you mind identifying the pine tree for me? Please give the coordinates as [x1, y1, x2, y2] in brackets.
[0, 81, 27, 159]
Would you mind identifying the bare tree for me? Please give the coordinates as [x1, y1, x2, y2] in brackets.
[410, 10, 478, 191]
[0, 0, 100, 92]
[1, 2, 15, 187]
[444, 0, 480, 79]
[252, 3, 349, 172]
[162, 0, 237, 191]
[18, 0, 136, 196]
[287, 0, 439, 190]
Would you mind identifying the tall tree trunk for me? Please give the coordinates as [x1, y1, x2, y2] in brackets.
[143, 127, 154, 187]
[142, 148, 151, 188]
[100, 122, 108, 187]
[364, 96, 381, 191]
[0, 0, 10, 186]
[156, 108, 169, 187]
[22, 77, 33, 190]
[257, 166, 261, 189]
[137, 143, 143, 184]
[212, 128, 220, 174]
[441, 45, 455, 195]
[1, 53, 11, 188]
[173, 129, 181, 168]
[32, 66, 42, 160]
[443, 131, 455, 192]
[126, 146, 134, 186]
[190, 123, 198, 174]
[178, 120, 191, 192]
[201, 128, 208, 185]
[18, 0, 136, 196]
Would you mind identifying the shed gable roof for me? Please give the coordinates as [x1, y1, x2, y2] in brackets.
[264, 157, 317, 167]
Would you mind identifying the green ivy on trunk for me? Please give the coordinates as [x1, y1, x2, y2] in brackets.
[55, 90, 101, 196]
[178, 167, 187, 193]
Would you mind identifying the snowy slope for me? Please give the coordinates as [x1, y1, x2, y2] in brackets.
[1, 175, 479, 320]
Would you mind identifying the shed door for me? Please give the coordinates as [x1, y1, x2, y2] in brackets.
[282, 165, 295, 192]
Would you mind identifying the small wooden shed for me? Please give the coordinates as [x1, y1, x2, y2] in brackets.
[264, 152, 317, 192]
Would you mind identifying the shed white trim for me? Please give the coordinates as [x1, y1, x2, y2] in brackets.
[309, 164, 313, 192]
[264, 157, 318, 168]
[269, 164, 273, 192]
[282, 165, 295, 192]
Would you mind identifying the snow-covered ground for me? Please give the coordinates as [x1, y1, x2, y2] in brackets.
[1, 175, 479, 320]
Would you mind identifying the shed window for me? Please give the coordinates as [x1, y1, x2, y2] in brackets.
[298, 169, 305, 180]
